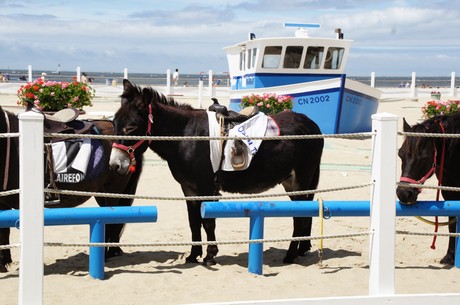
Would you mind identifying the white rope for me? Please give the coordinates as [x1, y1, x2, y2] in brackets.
[397, 182, 460, 193]
[0, 243, 20, 250]
[0, 132, 19, 139]
[44, 232, 372, 248]
[3, 230, 460, 251]
[400, 131, 460, 138]
[45, 183, 372, 201]
[0, 189, 19, 197]
[44, 132, 374, 141]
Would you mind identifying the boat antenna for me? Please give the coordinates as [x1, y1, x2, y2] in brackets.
[283, 22, 320, 38]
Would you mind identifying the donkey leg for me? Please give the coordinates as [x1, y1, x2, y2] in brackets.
[283, 217, 312, 263]
[440, 217, 456, 265]
[0, 228, 12, 272]
[186, 201, 203, 263]
[284, 217, 300, 264]
[202, 217, 218, 266]
[105, 224, 125, 259]
[297, 217, 312, 256]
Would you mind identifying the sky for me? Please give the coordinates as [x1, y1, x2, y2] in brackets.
[0, 0, 459, 76]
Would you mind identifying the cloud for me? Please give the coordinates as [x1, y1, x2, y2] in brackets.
[1, 1, 459, 75]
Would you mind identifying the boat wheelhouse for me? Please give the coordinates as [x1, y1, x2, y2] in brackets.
[224, 23, 381, 134]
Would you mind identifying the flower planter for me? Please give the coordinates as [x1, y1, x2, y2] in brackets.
[17, 79, 95, 111]
[240, 93, 294, 115]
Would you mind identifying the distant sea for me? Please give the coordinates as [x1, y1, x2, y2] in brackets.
[0, 69, 458, 88]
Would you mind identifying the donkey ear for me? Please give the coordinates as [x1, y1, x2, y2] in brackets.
[402, 118, 412, 132]
[121, 79, 141, 105]
[141, 87, 154, 106]
[122, 79, 135, 94]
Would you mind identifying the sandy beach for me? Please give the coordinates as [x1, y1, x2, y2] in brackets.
[1, 82, 459, 305]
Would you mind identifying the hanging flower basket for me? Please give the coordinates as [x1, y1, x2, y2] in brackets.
[17, 78, 95, 111]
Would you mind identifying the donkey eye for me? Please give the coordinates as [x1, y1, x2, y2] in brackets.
[123, 126, 138, 135]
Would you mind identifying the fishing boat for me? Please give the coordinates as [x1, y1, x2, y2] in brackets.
[224, 23, 381, 134]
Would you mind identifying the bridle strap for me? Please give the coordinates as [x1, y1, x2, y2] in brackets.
[112, 104, 154, 160]
[2, 111, 10, 190]
[399, 148, 437, 189]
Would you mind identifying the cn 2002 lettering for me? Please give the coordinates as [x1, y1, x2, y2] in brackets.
[345, 95, 362, 105]
[297, 95, 330, 105]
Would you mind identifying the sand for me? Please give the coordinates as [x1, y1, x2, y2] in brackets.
[0, 83, 459, 305]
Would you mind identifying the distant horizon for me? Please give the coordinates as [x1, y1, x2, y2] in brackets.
[0, 67, 458, 79]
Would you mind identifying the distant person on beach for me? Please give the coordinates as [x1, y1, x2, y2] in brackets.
[0, 72, 4, 83]
[172, 68, 179, 86]
[41, 72, 46, 81]
[81, 73, 88, 84]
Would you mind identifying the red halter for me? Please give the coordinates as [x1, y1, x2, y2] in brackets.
[399, 148, 437, 191]
[112, 104, 153, 172]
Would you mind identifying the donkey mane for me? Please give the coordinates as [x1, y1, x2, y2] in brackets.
[121, 82, 196, 111]
[409, 112, 460, 153]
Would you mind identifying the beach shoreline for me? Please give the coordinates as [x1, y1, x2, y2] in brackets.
[1, 82, 460, 305]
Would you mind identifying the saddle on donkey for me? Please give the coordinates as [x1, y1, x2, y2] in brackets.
[207, 98, 279, 172]
[41, 108, 106, 205]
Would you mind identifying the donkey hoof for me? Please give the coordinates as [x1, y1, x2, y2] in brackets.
[283, 256, 296, 264]
[0, 264, 7, 273]
[185, 256, 199, 264]
[106, 247, 124, 260]
[203, 257, 217, 266]
[440, 254, 454, 265]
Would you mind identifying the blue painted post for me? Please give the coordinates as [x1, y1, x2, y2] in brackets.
[89, 220, 105, 280]
[248, 215, 264, 274]
[0, 206, 157, 279]
[202, 200, 460, 275]
[457, 219, 460, 268]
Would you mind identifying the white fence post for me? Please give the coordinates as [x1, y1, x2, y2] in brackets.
[19, 111, 44, 305]
[370, 72, 376, 88]
[27, 65, 32, 82]
[369, 112, 398, 296]
[410, 72, 417, 98]
[198, 80, 203, 108]
[166, 69, 171, 95]
[209, 69, 214, 97]
[450, 72, 457, 98]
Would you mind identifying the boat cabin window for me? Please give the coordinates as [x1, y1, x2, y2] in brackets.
[239, 48, 258, 71]
[304, 46, 324, 69]
[283, 46, 303, 69]
[239, 50, 246, 71]
[262, 46, 282, 69]
[324, 47, 345, 70]
[247, 49, 252, 69]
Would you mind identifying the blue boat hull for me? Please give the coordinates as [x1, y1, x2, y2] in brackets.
[228, 76, 379, 134]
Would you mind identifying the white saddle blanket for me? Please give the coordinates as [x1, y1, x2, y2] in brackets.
[208, 111, 280, 172]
